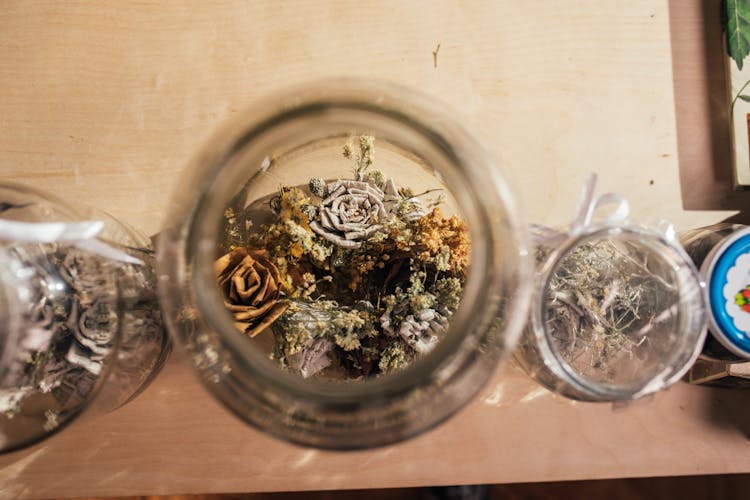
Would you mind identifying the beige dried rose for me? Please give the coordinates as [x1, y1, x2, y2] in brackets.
[215, 247, 288, 337]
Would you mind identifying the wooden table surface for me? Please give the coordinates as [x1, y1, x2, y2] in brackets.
[1, 1, 749, 498]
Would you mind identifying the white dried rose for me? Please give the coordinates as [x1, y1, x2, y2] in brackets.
[309, 180, 389, 249]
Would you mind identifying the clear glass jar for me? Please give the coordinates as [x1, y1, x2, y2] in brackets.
[681, 224, 750, 387]
[515, 178, 707, 402]
[156, 80, 531, 449]
[0, 183, 170, 452]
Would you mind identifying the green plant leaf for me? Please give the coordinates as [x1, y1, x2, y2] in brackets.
[727, 0, 750, 70]
[739, 94, 750, 102]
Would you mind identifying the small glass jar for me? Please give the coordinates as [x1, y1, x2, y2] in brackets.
[681, 224, 750, 387]
[0, 183, 170, 452]
[515, 178, 707, 401]
[156, 80, 531, 449]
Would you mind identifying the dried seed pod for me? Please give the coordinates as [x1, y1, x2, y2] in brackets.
[215, 247, 289, 337]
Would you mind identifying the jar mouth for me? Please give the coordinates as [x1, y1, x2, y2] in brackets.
[189, 101, 496, 400]
[532, 225, 707, 400]
[157, 79, 531, 447]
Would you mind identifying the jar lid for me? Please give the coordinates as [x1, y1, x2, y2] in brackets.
[703, 226, 750, 359]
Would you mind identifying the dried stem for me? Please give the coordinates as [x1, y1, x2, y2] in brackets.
[543, 239, 677, 381]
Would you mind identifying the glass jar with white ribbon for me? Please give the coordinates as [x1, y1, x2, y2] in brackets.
[0, 183, 170, 453]
[514, 173, 707, 402]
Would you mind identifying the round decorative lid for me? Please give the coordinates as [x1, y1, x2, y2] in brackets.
[703, 226, 750, 359]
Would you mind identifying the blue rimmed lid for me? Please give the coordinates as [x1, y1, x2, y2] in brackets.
[703, 226, 750, 359]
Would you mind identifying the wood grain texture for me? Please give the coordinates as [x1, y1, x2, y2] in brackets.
[669, 0, 750, 212]
[3, 358, 750, 498]
[0, 0, 746, 498]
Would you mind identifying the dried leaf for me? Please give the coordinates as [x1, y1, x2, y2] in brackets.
[727, 0, 750, 70]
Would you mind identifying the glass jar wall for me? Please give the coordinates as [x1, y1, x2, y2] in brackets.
[0, 183, 170, 452]
[156, 80, 531, 449]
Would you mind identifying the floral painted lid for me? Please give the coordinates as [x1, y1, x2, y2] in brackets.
[703, 226, 750, 359]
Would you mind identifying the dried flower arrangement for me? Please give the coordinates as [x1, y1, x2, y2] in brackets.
[542, 239, 678, 383]
[216, 135, 470, 379]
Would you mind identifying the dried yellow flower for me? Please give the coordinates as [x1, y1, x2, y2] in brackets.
[413, 208, 470, 274]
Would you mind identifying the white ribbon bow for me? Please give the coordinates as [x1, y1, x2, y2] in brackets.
[570, 172, 630, 234]
[569, 172, 676, 241]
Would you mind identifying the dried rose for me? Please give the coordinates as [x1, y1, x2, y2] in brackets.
[309, 180, 388, 249]
[215, 247, 289, 337]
